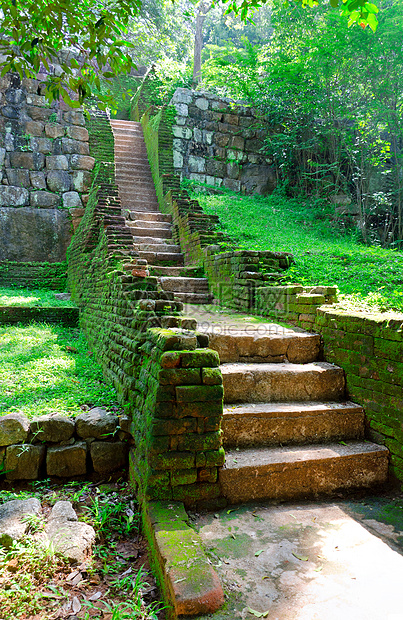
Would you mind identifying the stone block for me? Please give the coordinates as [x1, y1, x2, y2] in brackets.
[195, 97, 209, 110]
[75, 407, 118, 439]
[30, 190, 60, 208]
[66, 125, 89, 141]
[176, 385, 224, 403]
[31, 414, 75, 443]
[30, 107, 53, 122]
[202, 368, 223, 385]
[2, 105, 19, 119]
[224, 113, 238, 125]
[26, 94, 47, 106]
[171, 88, 193, 104]
[62, 191, 82, 208]
[72, 170, 92, 192]
[46, 155, 69, 170]
[180, 350, 220, 368]
[151, 451, 195, 471]
[6, 444, 46, 480]
[173, 126, 192, 139]
[30, 171, 46, 189]
[46, 442, 87, 477]
[63, 111, 85, 126]
[0, 147, 5, 168]
[46, 170, 71, 192]
[29, 137, 53, 154]
[223, 178, 241, 192]
[230, 135, 245, 150]
[0, 413, 30, 446]
[174, 103, 188, 116]
[5, 168, 30, 187]
[46, 501, 96, 562]
[61, 138, 90, 155]
[25, 120, 44, 136]
[0, 185, 29, 206]
[10, 151, 45, 170]
[90, 441, 128, 473]
[69, 154, 95, 170]
[173, 150, 183, 168]
[6, 88, 25, 105]
[227, 162, 240, 179]
[45, 123, 65, 138]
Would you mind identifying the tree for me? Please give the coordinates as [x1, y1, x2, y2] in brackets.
[0, 0, 380, 106]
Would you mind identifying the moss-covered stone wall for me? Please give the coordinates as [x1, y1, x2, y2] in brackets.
[0, 260, 67, 289]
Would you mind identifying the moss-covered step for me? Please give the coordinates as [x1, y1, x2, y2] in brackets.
[143, 501, 224, 618]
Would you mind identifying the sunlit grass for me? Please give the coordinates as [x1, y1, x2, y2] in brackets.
[0, 287, 74, 307]
[196, 189, 403, 313]
[0, 324, 118, 419]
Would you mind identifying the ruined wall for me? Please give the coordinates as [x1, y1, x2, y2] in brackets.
[0, 73, 95, 266]
[171, 88, 276, 195]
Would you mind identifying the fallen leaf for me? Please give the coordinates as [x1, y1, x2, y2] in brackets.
[314, 566, 323, 572]
[174, 577, 186, 583]
[66, 570, 80, 582]
[289, 513, 297, 519]
[262, 576, 270, 580]
[214, 513, 220, 519]
[120, 567, 132, 578]
[255, 549, 264, 557]
[339, 441, 347, 445]
[292, 552, 309, 561]
[248, 607, 269, 618]
[72, 596, 81, 613]
[66, 346, 78, 353]
[88, 592, 103, 601]
[227, 509, 236, 514]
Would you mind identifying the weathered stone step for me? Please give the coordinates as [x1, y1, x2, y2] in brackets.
[137, 243, 181, 253]
[129, 226, 172, 239]
[131, 220, 171, 230]
[150, 265, 203, 277]
[223, 401, 365, 448]
[139, 251, 184, 265]
[221, 362, 345, 403]
[173, 292, 213, 304]
[127, 211, 172, 223]
[219, 441, 389, 504]
[132, 236, 173, 245]
[204, 329, 320, 364]
[160, 276, 209, 294]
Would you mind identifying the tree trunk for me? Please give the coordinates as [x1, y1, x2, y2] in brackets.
[192, 1, 212, 87]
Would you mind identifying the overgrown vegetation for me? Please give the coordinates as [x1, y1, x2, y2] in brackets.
[196, 188, 403, 312]
[0, 481, 163, 619]
[0, 324, 117, 419]
[0, 287, 74, 308]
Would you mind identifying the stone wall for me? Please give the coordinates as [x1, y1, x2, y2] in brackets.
[256, 285, 403, 485]
[0, 73, 95, 263]
[171, 88, 276, 195]
[0, 305, 78, 326]
[0, 260, 67, 289]
[0, 409, 132, 480]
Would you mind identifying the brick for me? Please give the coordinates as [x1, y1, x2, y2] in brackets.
[180, 349, 220, 368]
[158, 368, 201, 385]
[176, 385, 224, 402]
[202, 368, 223, 385]
[151, 451, 195, 471]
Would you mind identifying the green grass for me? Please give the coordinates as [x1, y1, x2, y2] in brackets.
[0, 287, 75, 307]
[195, 190, 403, 313]
[0, 323, 118, 419]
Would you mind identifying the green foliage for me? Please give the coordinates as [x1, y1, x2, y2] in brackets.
[0, 323, 118, 419]
[196, 188, 403, 312]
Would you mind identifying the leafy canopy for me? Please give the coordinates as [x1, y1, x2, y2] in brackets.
[0, 0, 379, 106]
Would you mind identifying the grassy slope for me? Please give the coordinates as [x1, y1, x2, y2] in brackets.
[0, 324, 118, 418]
[196, 191, 403, 313]
[0, 287, 75, 307]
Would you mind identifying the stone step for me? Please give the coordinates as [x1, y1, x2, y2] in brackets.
[160, 276, 209, 294]
[131, 220, 171, 230]
[173, 292, 213, 304]
[124, 205, 160, 213]
[132, 236, 173, 245]
[149, 265, 203, 277]
[137, 243, 181, 253]
[219, 441, 389, 504]
[127, 211, 172, 223]
[221, 362, 345, 403]
[203, 329, 320, 364]
[129, 226, 173, 239]
[223, 401, 365, 449]
[139, 251, 184, 265]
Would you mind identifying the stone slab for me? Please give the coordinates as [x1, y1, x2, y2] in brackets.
[219, 441, 389, 504]
[0, 413, 30, 446]
[46, 442, 87, 477]
[221, 362, 345, 403]
[0, 498, 41, 547]
[5, 444, 46, 479]
[46, 500, 96, 563]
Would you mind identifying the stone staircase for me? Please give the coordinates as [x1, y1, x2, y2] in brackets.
[200, 322, 389, 504]
[110, 119, 212, 305]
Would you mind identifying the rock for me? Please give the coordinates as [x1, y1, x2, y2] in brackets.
[30, 136, 53, 154]
[5, 168, 30, 187]
[30, 191, 60, 208]
[69, 155, 95, 171]
[0, 413, 30, 446]
[195, 97, 209, 111]
[46, 170, 71, 192]
[10, 151, 45, 170]
[71, 170, 92, 192]
[30, 106, 53, 122]
[90, 441, 129, 474]
[5, 444, 46, 480]
[44, 123, 65, 138]
[62, 191, 82, 208]
[66, 126, 89, 142]
[0, 498, 41, 547]
[171, 88, 193, 104]
[63, 111, 85, 126]
[30, 171, 46, 189]
[75, 408, 118, 440]
[30, 414, 75, 443]
[54, 292, 71, 301]
[5, 88, 25, 105]
[46, 501, 95, 563]
[46, 442, 87, 477]
[25, 120, 44, 136]
[0, 185, 29, 206]
[61, 138, 89, 156]
[45, 155, 69, 170]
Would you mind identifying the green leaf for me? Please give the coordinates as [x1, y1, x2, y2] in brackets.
[255, 549, 264, 557]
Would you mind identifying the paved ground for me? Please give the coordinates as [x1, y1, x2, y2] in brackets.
[190, 494, 403, 620]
